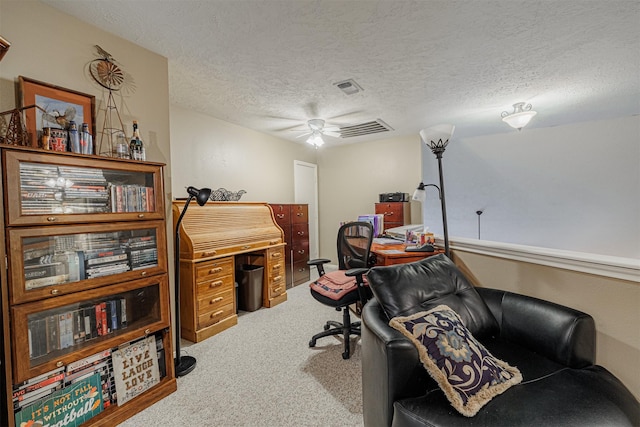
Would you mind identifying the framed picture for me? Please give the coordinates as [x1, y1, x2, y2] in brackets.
[18, 76, 96, 148]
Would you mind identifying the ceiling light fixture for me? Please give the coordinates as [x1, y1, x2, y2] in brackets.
[306, 132, 324, 148]
[501, 102, 537, 130]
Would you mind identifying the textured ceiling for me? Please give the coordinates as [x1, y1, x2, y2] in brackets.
[42, 0, 640, 146]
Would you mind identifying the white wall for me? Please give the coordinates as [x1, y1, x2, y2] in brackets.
[316, 134, 423, 261]
[420, 116, 640, 259]
[170, 105, 317, 202]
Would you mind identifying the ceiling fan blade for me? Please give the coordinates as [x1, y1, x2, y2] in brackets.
[323, 126, 341, 132]
[295, 132, 312, 139]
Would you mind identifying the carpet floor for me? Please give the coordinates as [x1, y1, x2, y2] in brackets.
[119, 280, 364, 426]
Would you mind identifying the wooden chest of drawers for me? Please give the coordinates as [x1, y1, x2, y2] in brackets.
[270, 203, 310, 287]
[375, 202, 411, 231]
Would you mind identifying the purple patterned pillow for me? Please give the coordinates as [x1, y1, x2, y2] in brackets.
[389, 305, 522, 417]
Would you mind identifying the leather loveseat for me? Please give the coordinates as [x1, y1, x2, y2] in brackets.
[362, 254, 639, 426]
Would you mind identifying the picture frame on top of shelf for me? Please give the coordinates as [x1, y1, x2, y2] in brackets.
[18, 76, 96, 149]
[0, 35, 10, 62]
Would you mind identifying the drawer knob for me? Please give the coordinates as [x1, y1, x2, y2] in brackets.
[140, 271, 147, 276]
[298, 267, 307, 272]
[297, 250, 305, 254]
[137, 213, 145, 218]
[47, 216, 57, 222]
[145, 328, 151, 335]
[273, 275, 282, 282]
[242, 245, 251, 250]
[210, 297, 223, 304]
[210, 267, 223, 274]
[297, 231, 305, 235]
[271, 252, 281, 258]
[384, 212, 393, 216]
[203, 251, 217, 257]
[56, 361, 64, 367]
[210, 280, 223, 288]
[277, 214, 284, 218]
[211, 310, 224, 318]
[50, 289, 59, 295]
[296, 213, 303, 216]
[273, 286, 282, 293]
[272, 264, 280, 270]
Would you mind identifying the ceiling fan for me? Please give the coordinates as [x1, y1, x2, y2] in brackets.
[295, 119, 341, 147]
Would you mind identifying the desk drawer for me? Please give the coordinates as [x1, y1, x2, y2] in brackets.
[196, 258, 234, 284]
[196, 273, 234, 297]
[268, 280, 286, 299]
[197, 302, 235, 329]
[196, 287, 234, 312]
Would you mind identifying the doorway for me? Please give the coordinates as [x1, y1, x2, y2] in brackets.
[294, 160, 319, 260]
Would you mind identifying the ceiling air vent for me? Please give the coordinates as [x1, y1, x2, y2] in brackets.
[333, 79, 363, 95]
[339, 119, 393, 138]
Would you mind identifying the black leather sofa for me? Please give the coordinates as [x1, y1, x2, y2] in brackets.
[362, 254, 639, 427]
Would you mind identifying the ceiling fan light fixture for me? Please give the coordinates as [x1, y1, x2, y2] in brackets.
[306, 132, 324, 147]
[501, 102, 537, 130]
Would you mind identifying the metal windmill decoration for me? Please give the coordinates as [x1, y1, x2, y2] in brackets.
[89, 45, 130, 156]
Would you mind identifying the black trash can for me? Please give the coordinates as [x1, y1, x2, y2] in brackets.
[237, 264, 263, 312]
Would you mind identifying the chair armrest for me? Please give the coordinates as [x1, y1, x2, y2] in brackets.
[477, 287, 596, 368]
[345, 267, 368, 277]
[361, 299, 433, 427]
[307, 258, 331, 277]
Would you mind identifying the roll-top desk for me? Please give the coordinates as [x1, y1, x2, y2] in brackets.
[172, 201, 287, 342]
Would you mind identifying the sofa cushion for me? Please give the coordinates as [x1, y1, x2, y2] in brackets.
[367, 254, 499, 338]
[393, 366, 640, 426]
[389, 305, 522, 417]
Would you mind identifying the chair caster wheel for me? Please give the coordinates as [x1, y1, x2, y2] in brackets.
[309, 340, 316, 348]
[342, 352, 350, 360]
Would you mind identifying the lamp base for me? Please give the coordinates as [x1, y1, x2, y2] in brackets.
[174, 355, 197, 377]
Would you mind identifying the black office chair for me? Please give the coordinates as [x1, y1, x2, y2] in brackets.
[307, 221, 374, 359]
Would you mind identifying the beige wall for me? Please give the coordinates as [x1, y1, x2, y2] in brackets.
[0, 0, 175, 333]
[453, 250, 640, 398]
[169, 105, 317, 202]
[316, 134, 422, 261]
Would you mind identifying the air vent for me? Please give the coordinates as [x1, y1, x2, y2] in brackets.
[339, 119, 393, 138]
[333, 79, 363, 95]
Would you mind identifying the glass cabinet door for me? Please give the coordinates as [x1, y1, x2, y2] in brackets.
[8, 221, 167, 304]
[2, 149, 165, 226]
[11, 276, 170, 383]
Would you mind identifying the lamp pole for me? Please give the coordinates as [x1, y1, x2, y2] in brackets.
[174, 187, 211, 377]
[435, 153, 450, 257]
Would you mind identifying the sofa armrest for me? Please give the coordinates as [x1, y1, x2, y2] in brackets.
[477, 287, 596, 368]
[361, 299, 433, 427]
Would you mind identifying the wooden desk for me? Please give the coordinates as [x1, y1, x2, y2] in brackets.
[371, 242, 444, 266]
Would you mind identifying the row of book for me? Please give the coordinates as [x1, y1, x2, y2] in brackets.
[13, 334, 166, 421]
[19, 162, 156, 215]
[28, 298, 128, 360]
[20, 163, 111, 214]
[357, 214, 385, 237]
[110, 184, 155, 213]
[24, 234, 158, 290]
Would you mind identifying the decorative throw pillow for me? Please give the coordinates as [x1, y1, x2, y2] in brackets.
[389, 305, 522, 417]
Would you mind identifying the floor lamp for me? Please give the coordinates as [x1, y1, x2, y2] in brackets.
[174, 186, 211, 377]
[418, 124, 455, 258]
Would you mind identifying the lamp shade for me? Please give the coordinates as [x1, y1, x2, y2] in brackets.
[187, 186, 212, 206]
[412, 182, 426, 203]
[306, 132, 324, 147]
[419, 124, 455, 156]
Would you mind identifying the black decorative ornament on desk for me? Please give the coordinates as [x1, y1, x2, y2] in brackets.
[209, 188, 246, 201]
